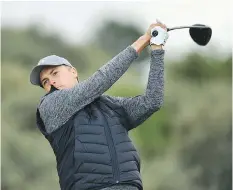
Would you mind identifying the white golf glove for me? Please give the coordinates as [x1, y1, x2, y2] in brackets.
[150, 26, 169, 46]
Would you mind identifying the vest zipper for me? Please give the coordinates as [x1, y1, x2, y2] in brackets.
[100, 110, 120, 184]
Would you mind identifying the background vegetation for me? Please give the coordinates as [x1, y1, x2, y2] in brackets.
[2, 20, 232, 190]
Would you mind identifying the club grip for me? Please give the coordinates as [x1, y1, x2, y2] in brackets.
[152, 28, 171, 37]
[152, 30, 158, 37]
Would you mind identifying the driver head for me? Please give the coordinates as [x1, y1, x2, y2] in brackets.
[189, 24, 212, 46]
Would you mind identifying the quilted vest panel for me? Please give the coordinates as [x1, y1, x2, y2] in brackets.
[36, 96, 142, 190]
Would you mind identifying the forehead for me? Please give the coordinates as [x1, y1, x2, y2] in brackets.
[40, 65, 62, 79]
[41, 65, 61, 74]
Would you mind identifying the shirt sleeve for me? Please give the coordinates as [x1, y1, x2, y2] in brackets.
[104, 49, 164, 130]
[38, 46, 138, 134]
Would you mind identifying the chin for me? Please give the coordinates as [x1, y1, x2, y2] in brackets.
[59, 86, 72, 90]
[57, 86, 65, 90]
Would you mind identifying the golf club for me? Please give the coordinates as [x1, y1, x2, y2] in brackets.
[152, 24, 212, 46]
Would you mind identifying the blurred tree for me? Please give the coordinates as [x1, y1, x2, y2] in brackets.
[170, 53, 232, 83]
[1, 26, 89, 71]
[94, 20, 149, 63]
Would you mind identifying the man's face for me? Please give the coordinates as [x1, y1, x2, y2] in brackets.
[40, 65, 78, 93]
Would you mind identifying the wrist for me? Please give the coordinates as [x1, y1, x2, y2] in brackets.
[151, 45, 163, 50]
[131, 34, 151, 54]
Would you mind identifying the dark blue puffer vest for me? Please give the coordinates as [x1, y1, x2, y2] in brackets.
[36, 89, 142, 190]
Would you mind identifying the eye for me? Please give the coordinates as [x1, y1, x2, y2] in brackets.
[53, 71, 58, 76]
[43, 79, 48, 86]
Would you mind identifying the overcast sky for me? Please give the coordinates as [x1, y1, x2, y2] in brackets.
[1, 0, 232, 58]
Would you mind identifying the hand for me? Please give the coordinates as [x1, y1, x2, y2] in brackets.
[131, 20, 168, 53]
[145, 19, 167, 38]
[146, 19, 168, 49]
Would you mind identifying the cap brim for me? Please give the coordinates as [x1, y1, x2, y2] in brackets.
[30, 65, 48, 86]
[30, 63, 71, 87]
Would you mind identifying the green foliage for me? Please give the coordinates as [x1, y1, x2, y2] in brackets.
[94, 20, 149, 63]
[170, 53, 232, 82]
[1, 26, 89, 71]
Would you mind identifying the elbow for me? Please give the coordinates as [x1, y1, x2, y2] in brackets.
[158, 98, 164, 109]
[158, 101, 164, 110]
[150, 98, 164, 111]
[143, 94, 164, 112]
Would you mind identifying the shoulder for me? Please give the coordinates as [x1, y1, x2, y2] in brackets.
[101, 94, 126, 106]
[37, 90, 60, 110]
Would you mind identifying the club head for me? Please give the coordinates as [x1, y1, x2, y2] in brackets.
[189, 24, 212, 46]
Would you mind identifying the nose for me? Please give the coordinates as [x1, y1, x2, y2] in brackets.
[49, 79, 56, 86]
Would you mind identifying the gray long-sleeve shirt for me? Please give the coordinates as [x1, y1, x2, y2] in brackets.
[38, 46, 164, 134]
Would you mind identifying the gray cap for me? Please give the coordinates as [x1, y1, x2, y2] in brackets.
[30, 55, 73, 86]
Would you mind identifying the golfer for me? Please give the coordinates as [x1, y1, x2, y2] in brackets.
[30, 21, 168, 190]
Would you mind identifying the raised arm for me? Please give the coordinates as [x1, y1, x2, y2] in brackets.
[105, 47, 164, 130]
[39, 36, 150, 133]
[104, 22, 167, 130]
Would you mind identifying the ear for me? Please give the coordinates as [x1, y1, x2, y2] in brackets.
[70, 67, 78, 79]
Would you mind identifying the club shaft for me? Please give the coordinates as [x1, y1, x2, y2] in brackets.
[167, 25, 209, 31]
